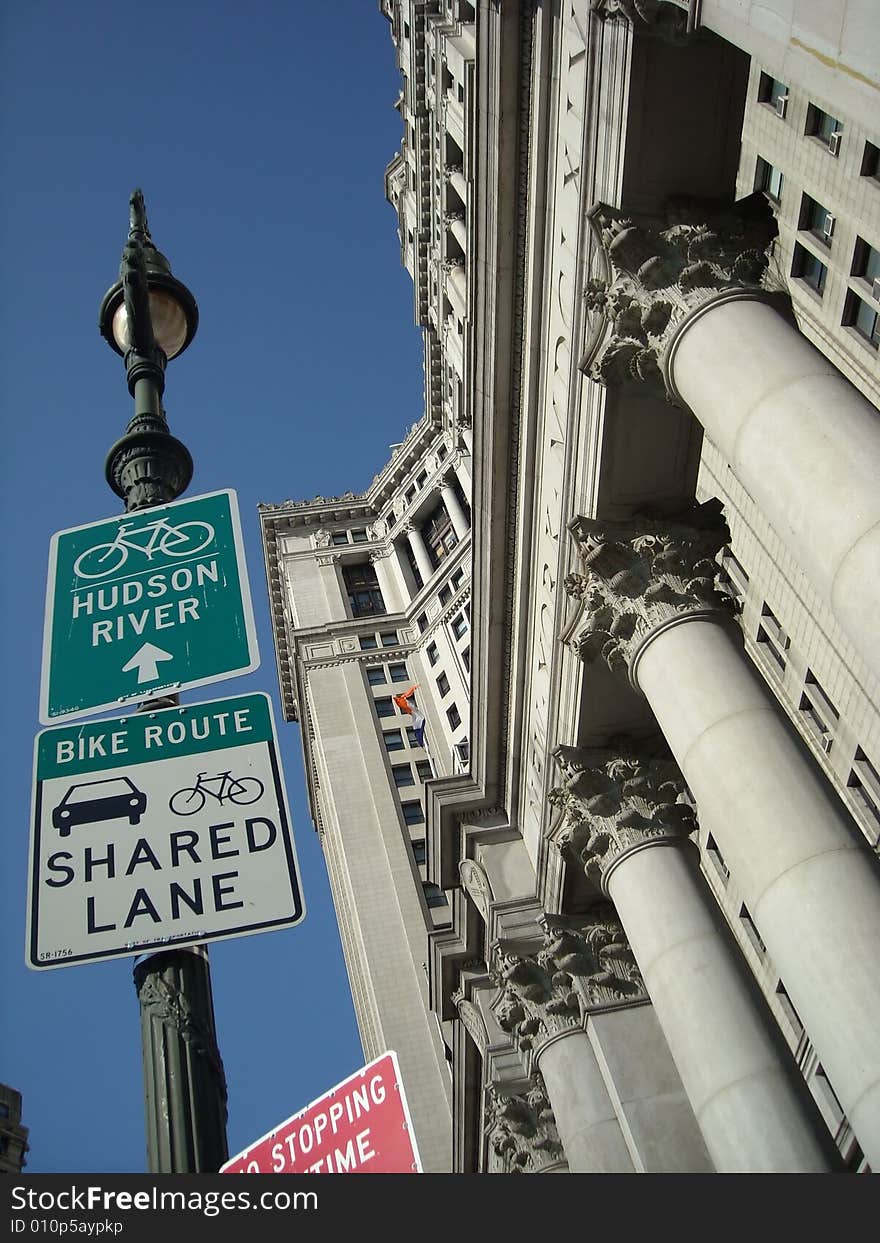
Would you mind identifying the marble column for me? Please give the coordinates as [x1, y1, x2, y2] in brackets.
[550, 742, 835, 1172]
[566, 501, 880, 1169]
[369, 549, 402, 614]
[404, 520, 434, 586]
[585, 195, 880, 682]
[441, 476, 469, 540]
[490, 926, 639, 1172]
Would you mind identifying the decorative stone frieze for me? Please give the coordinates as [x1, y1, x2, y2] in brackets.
[484, 1073, 565, 1174]
[583, 194, 777, 398]
[549, 741, 696, 889]
[489, 907, 644, 1052]
[315, 553, 340, 567]
[564, 499, 734, 683]
[313, 529, 331, 548]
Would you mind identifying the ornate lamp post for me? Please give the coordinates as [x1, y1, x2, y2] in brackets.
[99, 190, 229, 1173]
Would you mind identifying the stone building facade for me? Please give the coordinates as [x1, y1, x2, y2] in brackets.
[261, 0, 879, 1172]
[0, 1085, 29, 1174]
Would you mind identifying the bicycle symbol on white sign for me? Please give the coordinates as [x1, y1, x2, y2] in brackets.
[169, 771, 265, 817]
[73, 516, 216, 579]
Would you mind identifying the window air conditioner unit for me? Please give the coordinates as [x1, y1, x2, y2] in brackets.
[775, 93, 789, 119]
[828, 130, 842, 156]
[872, 277, 880, 303]
[821, 213, 835, 241]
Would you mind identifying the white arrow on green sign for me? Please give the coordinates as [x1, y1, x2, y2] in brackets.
[27, 692, 305, 969]
[39, 489, 259, 724]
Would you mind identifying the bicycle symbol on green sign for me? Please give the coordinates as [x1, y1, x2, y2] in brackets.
[169, 771, 265, 817]
[73, 516, 216, 579]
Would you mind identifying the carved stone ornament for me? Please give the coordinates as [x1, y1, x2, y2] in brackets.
[312, 529, 332, 549]
[484, 1072, 565, 1174]
[564, 498, 735, 683]
[590, 0, 691, 41]
[454, 996, 490, 1057]
[459, 859, 494, 924]
[549, 740, 696, 890]
[583, 193, 777, 398]
[315, 553, 340, 567]
[489, 907, 644, 1051]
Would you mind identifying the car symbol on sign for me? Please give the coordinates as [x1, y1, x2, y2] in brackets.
[52, 777, 147, 836]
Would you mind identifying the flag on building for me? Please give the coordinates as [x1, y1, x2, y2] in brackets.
[393, 685, 426, 747]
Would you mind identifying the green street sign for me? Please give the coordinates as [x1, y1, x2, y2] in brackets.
[39, 489, 259, 724]
[27, 692, 305, 969]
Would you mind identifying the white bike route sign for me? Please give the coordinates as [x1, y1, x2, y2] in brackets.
[39, 489, 259, 724]
[26, 693, 305, 969]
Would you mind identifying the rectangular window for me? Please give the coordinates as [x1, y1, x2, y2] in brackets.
[799, 670, 839, 753]
[388, 662, 409, 682]
[792, 242, 827, 296]
[755, 155, 784, 203]
[438, 583, 452, 604]
[331, 532, 349, 546]
[401, 800, 425, 825]
[436, 672, 450, 697]
[359, 635, 378, 650]
[379, 630, 398, 647]
[417, 760, 433, 782]
[437, 443, 448, 462]
[392, 764, 415, 788]
[423, 881, 448, 908]
[843, 290, 880, 349]
[367, 666, 386, 686]
[451, 567, 464, 590]
[798, 193, 834, 245]
[343, 563, 386, 618]
[351, 528, 368, 543]
[423, 501, 459, 568]
[406, 726, 423, 748]
[412, 838, 427, 866]
[775, 981, 805, 1043]
[426, 641, 439, 666]
[847, 749, 880, 841]
[455, 739, 470, 765]
[806, 103, 843, 153]
[758, 71, 788, 117]
[852, 237, 880, 285]
[739, 904, 768, 957]
[417, 613, 429, 634]
[461, 646, 470, 673]
[705, 834, 730, 884]
[717, 547, 750, 603]
[375, 697, 395, 718]
[451, 612, 468, 639]
[756, 602, 790, 674]
[383, 729, 404, 752]
[861, 140, 880, 181]
[416, 471, 427, 488]
[447, 703, 462, 731]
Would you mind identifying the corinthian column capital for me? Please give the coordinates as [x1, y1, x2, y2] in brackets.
[484, 1072, 565, 1174]
[583, 194, 778, 399]
[489, 907, 645, 1052]
[549, 741, 696, 890]
[489, 942, 583, 1050]
[564, 499, 735, 685]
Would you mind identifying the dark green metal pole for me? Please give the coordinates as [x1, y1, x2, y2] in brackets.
[102, 190, 228, 1173]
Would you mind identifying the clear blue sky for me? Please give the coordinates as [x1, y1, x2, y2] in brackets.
[0, 1, 425, 1173]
